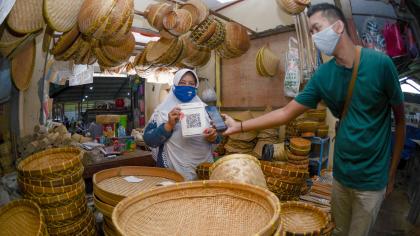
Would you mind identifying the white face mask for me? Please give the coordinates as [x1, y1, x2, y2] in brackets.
[312, 21, 341, 56]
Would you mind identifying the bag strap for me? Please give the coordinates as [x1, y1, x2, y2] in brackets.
[341, 46, 362, 119]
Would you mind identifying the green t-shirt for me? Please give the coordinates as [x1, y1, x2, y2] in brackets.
[295, 48, 404, 191]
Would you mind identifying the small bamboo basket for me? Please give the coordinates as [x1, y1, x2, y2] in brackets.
[112, 180, 281, 236]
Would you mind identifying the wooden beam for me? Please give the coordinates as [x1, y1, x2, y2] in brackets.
[215, 0, 244, 12]
[250, 25, 295, 40]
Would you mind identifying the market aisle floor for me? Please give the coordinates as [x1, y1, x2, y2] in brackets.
[371, 184, 420, 235]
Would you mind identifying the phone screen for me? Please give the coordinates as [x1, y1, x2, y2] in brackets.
[205, 106, 227, 132]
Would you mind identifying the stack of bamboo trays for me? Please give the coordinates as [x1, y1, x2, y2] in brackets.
[17, 147, 96, 236]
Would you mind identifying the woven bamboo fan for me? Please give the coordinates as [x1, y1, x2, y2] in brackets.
[210, 154, 267, 189]
[0, 28, 31, 58]
[277, 201, 329, 236]
[145, 3, 172, 31]
[0, 199, 47, 236]
[112, 180, 280, 236]
[54, 35, 84, 61]
[7, 0, 44, 34]
[276, 0, 310, 15]
[183, 0, 209, 25]
[163, 9, 193, 36]
[17, 147, 82, 179]
[43, 0, 85, 32]
[11, 39, 35, 91]
[51, 25, 80, 56]
[93, 166, 184, 206]
[77, 0, 117, 37]
[101, 32, 135, 63]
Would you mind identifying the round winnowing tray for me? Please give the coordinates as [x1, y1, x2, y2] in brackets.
[7, 0, 44, 34]
[43, 0, 85, 32]
[11, 39, 35, 91]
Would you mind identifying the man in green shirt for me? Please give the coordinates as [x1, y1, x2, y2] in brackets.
[222, 3, 406, 236]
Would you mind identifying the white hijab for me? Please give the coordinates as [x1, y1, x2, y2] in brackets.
[150, 69, 213, 180]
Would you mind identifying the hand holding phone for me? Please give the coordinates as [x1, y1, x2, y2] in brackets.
[205, 106, 228, 132]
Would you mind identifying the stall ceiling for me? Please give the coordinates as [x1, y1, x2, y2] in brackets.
[50, 77, 131, 103]
[132, 0, 294, 33]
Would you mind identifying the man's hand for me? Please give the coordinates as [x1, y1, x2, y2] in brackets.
[203, 127, 217, 143]
[221, 114, 240, 136]
[386, 174, 395, 198]
[165, 106, 181, 132]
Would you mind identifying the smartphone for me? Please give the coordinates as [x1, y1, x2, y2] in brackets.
[205, 106, 227, 132]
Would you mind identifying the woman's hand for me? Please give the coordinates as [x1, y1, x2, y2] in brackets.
[221, 114, 241, 136]
[165, 106, 181, 132]
[203, 127, 217, 143]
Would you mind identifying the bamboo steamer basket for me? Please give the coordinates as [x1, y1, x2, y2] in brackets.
[0, 199, 47, 236]
[112, 180, 280, 236]
[286, 148, 309, 161]
[276, 0, 309, 15]
[183, 0, 209, 25]
[51, 25, 80, 56]
[210, 154, 267, 189]
[101, 32, 135, 63]
[145, 3, 172, 31]
[163, 9, 193, 36]
[289, 137, 311, 156]
[11, 39, 35, 91]
[17, 147, 82, 179]
[93, 166, 184, 206]
[276, 201, 329, 236]
[19, 164, 84, 187]
[196, 162, 212, 180]
[260, 161, 309, 180]
[43, 0, 85, 32]
[102, 0, 133, 39]
[7, 0, 44, 34]
[47, 208, 95, 236]
[77, 0, 117, 37]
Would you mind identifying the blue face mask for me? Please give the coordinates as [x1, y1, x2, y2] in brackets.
[173, 86, 196, 102]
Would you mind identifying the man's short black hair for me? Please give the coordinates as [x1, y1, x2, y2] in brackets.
[307, 3, 348, 34]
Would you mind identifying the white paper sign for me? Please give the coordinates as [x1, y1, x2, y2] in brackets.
[123, 176, 144, 183]
[179, 102, 209, 137]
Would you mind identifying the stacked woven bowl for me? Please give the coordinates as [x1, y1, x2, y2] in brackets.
[256, 45, 280, 77]
[93, 166, 184, 235]
[260, 161, 309, 201]
[17, 147, 96, 236]
[0, 199, 48, 236]
[286, 137, 311, 169]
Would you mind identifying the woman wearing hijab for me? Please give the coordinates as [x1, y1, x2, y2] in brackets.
[143, 69, 219, 180]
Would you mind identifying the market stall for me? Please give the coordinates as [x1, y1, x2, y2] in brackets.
[0, 0, 419, 235]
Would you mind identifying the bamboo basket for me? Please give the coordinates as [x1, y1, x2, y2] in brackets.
[286, 149, 309, 161]
[100, 32, 135, 63]
[112, 180, 280, 236]
[163, 9, 193, 36]
[93, 166, 184, 206]
[210, 154, 267, 189]
[17, 147, 82, 179]
[0, 199, 47, 236]
[18, 164, 84, 187]
[196, 162, 212, 180]
[260, 161, 309, 179]
[77, 0, 117, 37]
[102, 0, 133, 39]
[276, 201, 329, 236]
[216, 22, 250, 59]
[266, 177, 303, 195]
[145, 3, 173, 31]
[289, 137, 311, 156]
[276, 0, 309, 15]
[190, 17, 217, 46]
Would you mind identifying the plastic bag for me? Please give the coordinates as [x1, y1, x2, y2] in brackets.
[383, 23, 406, 57]
[69, 64, 94, 86]
[284, 37, 301, 97]
[201, 79, 217, 103]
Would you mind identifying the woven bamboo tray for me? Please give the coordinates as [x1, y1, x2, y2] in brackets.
[17, 147, 82, 178]
[0, 199, 47, 236]
[48, 208, 94, 236]
[18, 163, 84, 188]
[276, 201, 329, 236]
[93, 166, 184, 206]
[42, 192, 86, 216]
[289, 138, 311, 156]
[112, 180, 280, 236]
[25, 180, 85, 207]
[260, 161, 309, 179]
[94, 194, 114, 218]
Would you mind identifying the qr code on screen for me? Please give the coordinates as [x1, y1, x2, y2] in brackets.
[186, 113, 202, 128]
